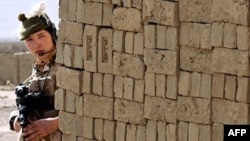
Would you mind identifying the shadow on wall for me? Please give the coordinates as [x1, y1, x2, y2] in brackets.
[0, 42, 33, 85]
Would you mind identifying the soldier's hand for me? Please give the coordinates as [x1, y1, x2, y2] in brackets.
[13, 117, 21, 132]
[22, 117, 59, 141]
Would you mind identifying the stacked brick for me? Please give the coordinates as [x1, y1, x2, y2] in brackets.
[55, 0, 250, 141]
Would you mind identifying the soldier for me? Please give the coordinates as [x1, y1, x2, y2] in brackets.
[9, 2, 61, 141]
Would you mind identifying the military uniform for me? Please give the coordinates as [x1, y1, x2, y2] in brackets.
[10, 58, 61, 141]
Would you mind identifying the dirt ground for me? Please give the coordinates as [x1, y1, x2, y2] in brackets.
[0, 86, 18, 141]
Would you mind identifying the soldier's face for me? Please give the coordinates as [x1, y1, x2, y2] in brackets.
[24, 30, 55, 63]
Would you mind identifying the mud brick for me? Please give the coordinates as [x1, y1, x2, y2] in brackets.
[63, 44, 73, 67]
[145, 48, 178, 75]
[212, 98, 250, 124]
[200, 73, 212, 99]
[59, 0, 67, 20]
[62, 134, 76, 141]
[143, 0, 178, 26]
[93, 73, 103, 95]
[84, 94, 113, 120]
[146, 120, 157, 141]
[55, 88, 65, 111]
[134, 79, 144, 102]
[73, 45, 84, 69]
[178, 71, 190, 96]
[114, 99, 146, 124]
[166, 75, 178, 100]
[103, 74, 113, 97]
[56, 66, 82, 94]
[212, 48, 250, 76]
[82, 71, 92, 94]
[123, 77, 134, 100]
[211, 22, 224, 47]
[189, 23, 200, 48]
[156, 25, 167, 49]
[200, 24, 211, 49]
[178, 122, 188, 141]
[59, 111, 83, 136]
[199, 124, 211, 141]
[122, 0, 132, 7]
[65, 90, 76, 113]
[223, 23, 236, 49]
[167, 27, 179, 50]
[212, 123, 223, 141]
[166, 124, 177, 141]
[126, 124, 136, 141]
[237, 26, 250, 51]
[59, 0, 77, 21]
[132, 0, 142, 9]
[86, 0, 111, 3]
[83, 25, 98, 72]
[188, 123, 199, 141]
[157, 121, 166, 141]
[114, 76, 123, 98]
[177, 96, 211, 124]
[113, 30, 125, 52]
[103, 4, 113, 26]
[116, 122, 126, 141]
[211, 0, 250, 26]
[190, 72, 201, 97]
[145, 96, 177, 123]
[145, 72, 155, 96]
[125, 32, 134, 54]
[76, 0, 85, 22]
[212, 73, 225, 98]
[112, 0, 122, 6]
[58, 21, 83, 45]
[77, 137, 84, 141]
[68, 0, 77, 21]
[156, 74, 166, 98]
[180, 22, 190, 46]
[75, 95, 83, 116]
[84, 2, 102, 25]
[134, 33, 144, 55]
[94, 119, 104, 140]
[55, 43, 64, 64]
[103, 120, 115, 141]
[225, 75, 236, 101]
[236, 77, 250, 103]
[179, 0, 212, 23]
[112, 7, 143, 32]
[113, 52, 145, 79]
[180, 46, 212, 73]
[136, 126, 146, 141]
[144, 25, 156, 49]
[83, 116, 94, 139]
[98, 28, 113, 74]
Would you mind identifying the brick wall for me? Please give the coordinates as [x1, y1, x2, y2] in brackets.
[56, 0, 250, 140]
[0, 42, 33, 85]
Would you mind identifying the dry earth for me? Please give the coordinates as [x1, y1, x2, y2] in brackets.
[0, 86, 18, 141]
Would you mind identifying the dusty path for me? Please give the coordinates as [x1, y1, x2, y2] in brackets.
[0, 86, 18, 141]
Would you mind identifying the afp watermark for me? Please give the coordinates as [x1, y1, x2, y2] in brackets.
[224, 125, 250, 141]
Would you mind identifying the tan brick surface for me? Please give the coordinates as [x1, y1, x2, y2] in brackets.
[177, 96, 211, 124]
[212, 98, 250, 124]
[54, 0, 250, 140]
[144, 49, 178, 75]
[113, 52, 145, 79]
[212, 48, 250, 76]
[84, 94, 113, 120]
[114, 99, 145, 124]
[112, 8, 142, 32]
[145, 96, 176, 123]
